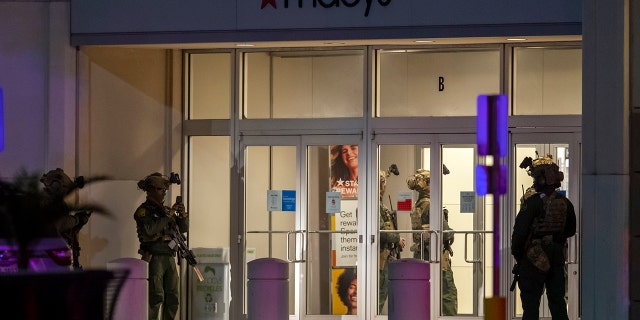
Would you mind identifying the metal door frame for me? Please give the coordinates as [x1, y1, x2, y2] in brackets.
[508, 132, 581, 320]
[371, 133, 490, 320]
[238, 134, 367, 320]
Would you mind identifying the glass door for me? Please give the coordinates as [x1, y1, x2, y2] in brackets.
[510, 133, 581, 320]
[240, 135, 366, 320]
[374, 134, 490, 319]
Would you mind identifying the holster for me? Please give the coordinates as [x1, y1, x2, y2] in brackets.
[138, 249, 153, 263]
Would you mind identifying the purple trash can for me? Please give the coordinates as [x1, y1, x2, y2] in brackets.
[388, 258, 430, 320]
[247, 258, 289, 320]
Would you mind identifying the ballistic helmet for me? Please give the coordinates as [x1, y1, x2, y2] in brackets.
[137, 172, 169, 192]
[407, 169, 430, 192]
[519, 155, 564, 189]
[41, 168, 74, 197]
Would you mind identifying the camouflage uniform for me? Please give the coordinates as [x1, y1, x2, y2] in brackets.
[410, 196, 430, 259]
[379, 203, 401, 313]
[407, 168, 458, 315]
[135, 200, 188, 320]
[512, 155, 576, 320]
[441, 213, 458, 316]
[512, 189, 576, 320]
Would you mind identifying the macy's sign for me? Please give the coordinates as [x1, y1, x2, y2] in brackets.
[260, 0, 392, 17]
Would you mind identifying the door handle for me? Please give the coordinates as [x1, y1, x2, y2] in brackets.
[286, 230, 306, 263]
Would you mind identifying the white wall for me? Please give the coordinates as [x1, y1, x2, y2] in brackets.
[0, 2, 75, 177]
[77, 46, 179, 268]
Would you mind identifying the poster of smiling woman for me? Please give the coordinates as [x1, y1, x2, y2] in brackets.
[329, 144, 359, 199]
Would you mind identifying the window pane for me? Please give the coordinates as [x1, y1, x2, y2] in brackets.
[189, 52, 231, 119]
[377, 49, 500, 117]
[189, 136, 231, 248]
[513, 47, 582, 115]
[243, 50, 364, 119]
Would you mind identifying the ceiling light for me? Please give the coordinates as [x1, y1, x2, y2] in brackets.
[506, 38, 527, 41]
[414, 40, 434, 43]
[236, 43, 255, 47]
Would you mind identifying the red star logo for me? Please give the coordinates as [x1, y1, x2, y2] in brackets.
[261, 0, 276, 9]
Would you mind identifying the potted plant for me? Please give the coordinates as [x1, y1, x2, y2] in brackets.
[0, 169, 119, 319]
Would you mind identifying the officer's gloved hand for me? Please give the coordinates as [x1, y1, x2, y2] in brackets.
[171, 202, 187, 218]
[421, 224, 430, 232]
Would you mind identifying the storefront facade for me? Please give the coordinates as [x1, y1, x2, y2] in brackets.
[71, 1, 583, 319]
[1, 0, 635, 319]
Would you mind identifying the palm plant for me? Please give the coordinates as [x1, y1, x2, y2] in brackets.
[0, 169, 109, 270]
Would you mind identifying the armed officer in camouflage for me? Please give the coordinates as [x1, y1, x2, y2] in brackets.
[511, 155, 576, 320]
[40, 168, 92, 270]
[134, 172, 188, 320]
[378, 164, 405, 314]
[407, 168, 458, 315]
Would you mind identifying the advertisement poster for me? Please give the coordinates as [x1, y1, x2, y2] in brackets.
[331, 267, 357, 315]
[329, 144, 359, 199]
[331, 199, 358, 267]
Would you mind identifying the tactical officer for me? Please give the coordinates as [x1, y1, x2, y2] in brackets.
[407, 168, 458, 315]
[378, 165, 405, 313]
[41, 168, 92, 269]
[511, 155, 576, 320]
[134, 172, 188, 320]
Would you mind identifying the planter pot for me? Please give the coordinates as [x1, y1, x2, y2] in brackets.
[0, 270, 115, 319]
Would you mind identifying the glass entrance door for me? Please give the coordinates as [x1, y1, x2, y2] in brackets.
[510, 133, 581, 320]
[374, 134, 491, 319]
[240, 135, 366, 319]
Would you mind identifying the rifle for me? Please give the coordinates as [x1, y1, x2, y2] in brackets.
[388, 195, 402, 258]
[168, 224, 204, 282]
[442, 208, 454, 256]
[510, 263, 520, 291]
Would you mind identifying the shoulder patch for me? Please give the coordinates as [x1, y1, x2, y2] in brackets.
[135, 207, 147, 218]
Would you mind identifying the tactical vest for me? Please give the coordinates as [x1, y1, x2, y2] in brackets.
[531, 191, 568, 236]
[380, 205, 394, 230]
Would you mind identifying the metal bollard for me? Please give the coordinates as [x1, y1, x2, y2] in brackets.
[388, 258, 430, 320]
[106, 258, 149, 320]
[247, 258, 289, 320]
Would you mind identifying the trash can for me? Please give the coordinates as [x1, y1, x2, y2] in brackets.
[247, 258, 289, 320]
[190, 247, 231, 320]
[106, 257, 148, 320]
[388, 258, 430, 320]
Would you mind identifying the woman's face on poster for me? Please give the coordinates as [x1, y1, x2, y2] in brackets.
[347, 279, 357, 309]
[341, 145, 358, 169]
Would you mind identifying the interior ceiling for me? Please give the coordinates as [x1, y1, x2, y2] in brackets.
[119, 35, 581, 49]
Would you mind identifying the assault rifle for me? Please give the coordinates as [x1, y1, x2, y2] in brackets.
[168, 224, 204, 282]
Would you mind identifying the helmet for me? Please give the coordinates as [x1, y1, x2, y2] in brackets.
[519, 155, 564, 189]
[41, 168, 74, 197]
[137, 172, 169, 192]
[380, 164, 399, 199]
[407, 169, 430, 192]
